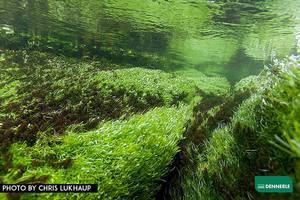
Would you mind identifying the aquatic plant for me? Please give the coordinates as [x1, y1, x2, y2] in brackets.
[260, 56, 300, 157]
[3, 106, 192, 200]
[0, 50, 200, 150]
[164, 57, 300, 199]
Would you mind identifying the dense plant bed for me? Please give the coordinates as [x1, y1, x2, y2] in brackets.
[165, 56, 300, 200]
[4, 50, 300, 200]
[0, 50, 232, 199]
[1, 106, 192, 200]
[0, 50, 201, 149]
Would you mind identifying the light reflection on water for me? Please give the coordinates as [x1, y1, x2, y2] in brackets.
[0, 0, 300, 82]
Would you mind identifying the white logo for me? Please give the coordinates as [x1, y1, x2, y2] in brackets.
[257, 184, 265, 189]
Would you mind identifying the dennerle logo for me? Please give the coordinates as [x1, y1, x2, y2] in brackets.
[255, 176, 293, 193]
[265, 184, 290, 189]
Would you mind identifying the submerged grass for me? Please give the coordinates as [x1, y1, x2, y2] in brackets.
[174, 67, 231, 96]
[167, 56, 300, 199]
[0, 50, 201, 152]
[2, 48, 300, 200]
[169, 95, 258, 200]
[3, 106, 192, 200]
[0, 50, 231, 200]
[261, 58, 300, 158]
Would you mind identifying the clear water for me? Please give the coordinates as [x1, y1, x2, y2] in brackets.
[1, 0, 300, 82]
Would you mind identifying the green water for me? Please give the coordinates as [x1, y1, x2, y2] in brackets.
[1, 0, 300, 81]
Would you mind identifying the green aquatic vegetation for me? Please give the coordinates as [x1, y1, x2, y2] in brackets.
[231, 94, 260, 130]
[170, 125, 243, 200]
[174, 67, 231, 96]
[162, 85, 253, 199]
[93, 68, 199, 106]
[0, 51, 200, 150]
[1, 0, 300, 199]
[0, 81, 20, 116]
[170, 96, 258, 200]
[200, 126, 240, 198]
[195, 75, 230, 96]
[4, 106, 192, 200]
[179, 58, 300, 200]
[165, 60, 300, 199]
[221, 59, 300, 199]
[240, 57, 300, 199]
[233, 75, 261, 93]
[261, 57, 300, 158]
[0, 50, 202, 199]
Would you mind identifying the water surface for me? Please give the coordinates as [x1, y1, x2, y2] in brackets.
[1, 0, 300, 82]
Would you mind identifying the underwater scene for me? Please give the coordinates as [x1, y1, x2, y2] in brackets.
[1, 0, 300, 199]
